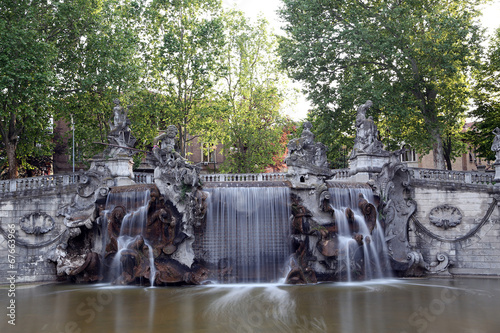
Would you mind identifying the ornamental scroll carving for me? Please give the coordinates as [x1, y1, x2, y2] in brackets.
[20, 212, 55, 235]
[429, 205, 462, 230]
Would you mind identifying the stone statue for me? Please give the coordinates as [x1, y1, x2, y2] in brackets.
[285, 121, 331, 176]
[492, 127, 500, 162]
[351, 100, 385, 157]
[153, 125, 181, 165]
[106, 99, 136, 155]
[287, 122, 316, 161]
[151, 125, 201, 189]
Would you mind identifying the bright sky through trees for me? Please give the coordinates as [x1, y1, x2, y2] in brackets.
[223, 0, 500, 121]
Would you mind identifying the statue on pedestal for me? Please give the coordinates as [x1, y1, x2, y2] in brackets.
[151, 125, 200, 189]
[492, 127, 500, 163]
[492, 127, 500, 182]
[351, 100, 385, 158]
[106, 99, 136, 156]
[285, 121, 331, 176]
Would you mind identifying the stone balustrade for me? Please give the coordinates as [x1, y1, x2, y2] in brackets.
[1, 167, 495, 196]
[331, 169, 351, 180]
[135, 172, 291, 184]
[134, 172, 155, 184]
[0, 174, 80, 194]
[409, 168, 495, 185]
[199, 172, 288, 183]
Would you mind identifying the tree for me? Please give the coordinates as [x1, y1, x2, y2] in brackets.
[279, 0, 485, 169]
[53, 0, 143, 163]
[0, 0, 142, 178]
[466, 27, 500, 162]
[143, 0, 226, 157]
[0, 0, 60, 178]
[216, 12, 290, 173]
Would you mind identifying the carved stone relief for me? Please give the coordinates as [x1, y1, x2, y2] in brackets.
[429, 204, 462, 230]
[20, 212, 54, 235]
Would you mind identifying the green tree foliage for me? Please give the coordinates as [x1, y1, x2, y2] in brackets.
[466, 27, 500, 161]
[0, 0, 141, 178]
[279, 0, 485, 170]
[53, 0, 142, 163]
[217, 12, 289, 173]
[1, 0, 59, 178]
[142, 0, 226, 157]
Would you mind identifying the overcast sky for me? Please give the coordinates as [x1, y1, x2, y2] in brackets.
[223, 0, 500, 120]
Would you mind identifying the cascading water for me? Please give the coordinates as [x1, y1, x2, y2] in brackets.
[101, 189, 156, 286]
[328, 186, 391, 281]
[202, 186, 291, 283]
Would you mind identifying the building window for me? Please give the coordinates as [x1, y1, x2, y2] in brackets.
[202, 143, 216, 163]
[400, 146, 417, 162]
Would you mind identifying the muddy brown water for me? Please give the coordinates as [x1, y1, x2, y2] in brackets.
[1, 278, 499, 333]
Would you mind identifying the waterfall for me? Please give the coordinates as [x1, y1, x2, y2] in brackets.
[102, 189, 156, 286]
[202, 186, 291, 283]
[328, 187, 391, 281]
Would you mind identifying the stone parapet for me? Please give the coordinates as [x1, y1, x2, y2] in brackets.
[199, 172, 288, 183]
[0, 174, 81, 195]
[409, 168, 495, 186]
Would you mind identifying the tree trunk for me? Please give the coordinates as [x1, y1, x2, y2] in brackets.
[443, 136, 453, 170]
[431, 130, 446, 170]
[5, 141, 18, 179]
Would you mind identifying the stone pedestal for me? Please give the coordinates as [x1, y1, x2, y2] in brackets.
[349, 153, 391, 181]
[90, 155, 135, 186]
[494, 161, 500, 182]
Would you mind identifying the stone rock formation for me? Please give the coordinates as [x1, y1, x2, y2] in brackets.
[102, 184, 207, 285]
[50, 162, 113, 282]
[285, 188, 385, 283]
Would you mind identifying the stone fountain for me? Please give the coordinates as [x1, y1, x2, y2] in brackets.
[25, 98, 499, 287]
[48, 100, 403, 285]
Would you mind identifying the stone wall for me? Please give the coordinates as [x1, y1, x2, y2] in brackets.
[0, 183, 78, 283]
[1, 165, 499, 285]
[408, 178, 500, 276]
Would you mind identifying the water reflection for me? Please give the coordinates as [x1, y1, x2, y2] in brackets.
[1, 278, 499, 333]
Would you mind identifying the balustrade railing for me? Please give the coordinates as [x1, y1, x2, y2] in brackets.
[331, 169, 351, 180]
[0, 174, 80, 194]
[1, 167, 495, 196]
[409, 168, 495, 185]
[199, 172, 288, 183]
[134, 172, 155, 184]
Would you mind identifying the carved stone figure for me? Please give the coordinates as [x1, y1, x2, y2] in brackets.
[147, 124, 208, 271]
[153, 125, 181, 165]
[51, 163, 113, 280]
[351, 100, 385, 157]
[285, 121, 331, 176]
[492, 127, 500, 162]
[372, 156, 418, 274]
[106, 99, 136, 156]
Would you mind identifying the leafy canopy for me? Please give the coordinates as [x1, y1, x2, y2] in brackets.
[0, 0, 142, 178]
[466, 27, 500, 162]
[279, 0, 486, 169]
[216, 11, 291, 173]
